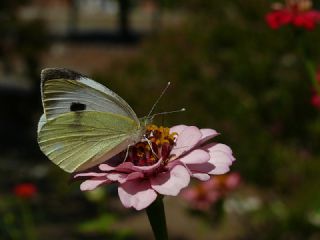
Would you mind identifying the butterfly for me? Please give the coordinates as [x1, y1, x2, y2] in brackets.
[37, 68, 151, 173]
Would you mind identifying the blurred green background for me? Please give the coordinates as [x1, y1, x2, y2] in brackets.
[1, 0, 320, 239]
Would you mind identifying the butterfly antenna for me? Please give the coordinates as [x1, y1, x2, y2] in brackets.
[147, 82, 171, 118]
[152, 108, 186, 117]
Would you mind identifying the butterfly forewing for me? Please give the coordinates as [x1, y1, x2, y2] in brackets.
[38, 111, 142, 173]
[41, 68, 139, 123]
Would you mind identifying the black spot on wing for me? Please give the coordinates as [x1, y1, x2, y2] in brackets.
[41, 68, 87, 82]
[70, 102, 86, 112]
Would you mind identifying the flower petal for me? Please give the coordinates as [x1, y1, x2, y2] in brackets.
[100, 162, 136, 173]
[208, 163, 230, 175]
[131, 159, 162, 173]
[205, 143, 236, 161]
[210, 152, 233, 166]
[207, 151, 234, 175]
[106, 173, 127, 182]
[191, 173, 210, 181]
[170, 126, 202, 158]
[107, 172, 144, 184]
[170, 125, 188, 136]
[118, 180, 157, 210]
[74, 172, 106, 178]
[151, 165, 190, 196]
[80, 177, 110, 191]
[113, 162, 137, 172]
[99, 164, 115, 171]
[187, 162, 215, 174]
[179, 149, 210, 164]
[199, 128, 219, 145]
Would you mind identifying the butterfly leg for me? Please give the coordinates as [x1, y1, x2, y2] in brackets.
[144, 136, 159, 160]
[122, 145, 131, 162]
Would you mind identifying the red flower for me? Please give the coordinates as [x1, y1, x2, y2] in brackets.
[266, 10, 293, 29]
[13, 183, 37, 198]
[311, 93, 320, 109]
[265, 0, 320, 30]
[293, 11, 320, 29]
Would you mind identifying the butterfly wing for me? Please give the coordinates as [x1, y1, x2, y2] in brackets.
[38, 111, 141, 173]
[38, 68, 143, 172]
[41, 68, 139, 122]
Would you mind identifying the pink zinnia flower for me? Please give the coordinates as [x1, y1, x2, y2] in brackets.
[182, 172, 241, 211]
[74, 125, 235, 210]
[265, 0, 320, 30]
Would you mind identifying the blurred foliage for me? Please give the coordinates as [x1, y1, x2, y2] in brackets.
[0, 0, 49, 160]
[1, 0, 320, 239]
[91, 0, 320, 238]
[0, 0, 49, 81]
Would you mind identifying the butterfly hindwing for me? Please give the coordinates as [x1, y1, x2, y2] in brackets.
[38, 111, 141, 173]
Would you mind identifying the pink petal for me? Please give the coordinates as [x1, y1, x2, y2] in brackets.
[204, 149, 234, 175]
[199, 128, 219, 145]
[101, 159, 162, 174]
[125, 172, 144, 181]
[118, 180, 157, 210]
[113, 162, 137, 172]
[106, 173, 127, 182]
[208, 164, 230, 175]
[192, 173, 210, 181]
[170, 125, 188, 136]
[131, 159, 162, 173]
[100, 162, 135, 173]
[107, 172, 143, 183]
[99, 164, 116, 171]
[170, 126, 202, 158]
[80, 177, 110, 191]
[179, 149, 210, 164]
[74, 172, 107, 178]
[151, 165, 190, 196]
[205, 143, 236, 161]
[209, 151, 233, 166]
[187, 162, 215, 174]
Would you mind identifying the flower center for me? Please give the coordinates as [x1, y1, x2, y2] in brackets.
[272, 0, 313, 11]
[287, 0, 312, 11]
[125, 125, 177, 167]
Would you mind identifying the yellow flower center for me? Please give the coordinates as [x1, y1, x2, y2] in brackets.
[125, 125, 177, 167]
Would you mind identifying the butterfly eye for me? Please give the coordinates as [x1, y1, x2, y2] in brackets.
[70, 102, 86, 112]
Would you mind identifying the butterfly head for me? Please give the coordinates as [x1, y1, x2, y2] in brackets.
[140, 116, 153, 128]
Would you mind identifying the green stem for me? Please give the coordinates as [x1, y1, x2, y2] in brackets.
[304, 60, 320, 93]
[146, 196, 168, 240]
[3, 212, 20, 240]
[293, 29, 320, 93]
[17, 199, 37, 240]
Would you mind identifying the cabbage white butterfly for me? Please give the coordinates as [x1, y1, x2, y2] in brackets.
[37, 68, 153, 173]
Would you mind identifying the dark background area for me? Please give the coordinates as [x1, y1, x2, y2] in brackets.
[1, 0, 320, 239]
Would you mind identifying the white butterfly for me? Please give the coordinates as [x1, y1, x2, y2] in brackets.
[37, 68, 149, 173]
